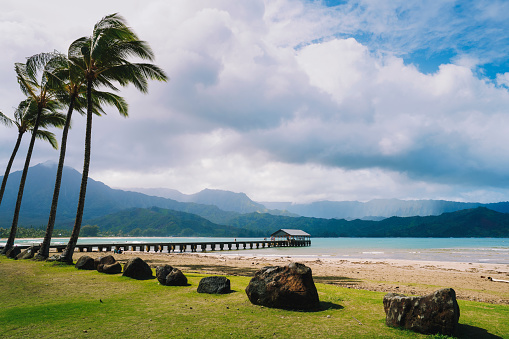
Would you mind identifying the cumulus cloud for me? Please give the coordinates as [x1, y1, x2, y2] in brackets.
[1, 0, 509, 203]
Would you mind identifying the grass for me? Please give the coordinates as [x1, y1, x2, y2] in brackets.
[0, 256, 507, 338]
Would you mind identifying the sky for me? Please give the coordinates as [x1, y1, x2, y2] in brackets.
[1, 0, 509, 204]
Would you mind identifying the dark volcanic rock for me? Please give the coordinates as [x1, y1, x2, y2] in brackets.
[122, 257, 153, 280]
[46, 254, 61, 262]
[166, 268, 188, 286]
[95, 255, 121, 274]
[197, 276, 231, 294]
[16, 247, 35, 260]
[75, 255, 95, 270]
[245, 262, 319, 310]
[94, 255, 116, 269]
[5, 247, 21, 259]
[156, 265, 174, 285]
[99, 262, 122, 274]
[383, 288, 460, 336]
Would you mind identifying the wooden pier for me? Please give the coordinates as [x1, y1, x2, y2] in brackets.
[1, 239, 311, 254]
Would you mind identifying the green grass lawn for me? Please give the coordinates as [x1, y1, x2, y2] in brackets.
[0, 256, 507, 338]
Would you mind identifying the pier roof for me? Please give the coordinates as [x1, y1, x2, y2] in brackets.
[271, 229, 310, 237]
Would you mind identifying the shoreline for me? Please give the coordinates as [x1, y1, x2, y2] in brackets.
[71, 250, 509, 305]
[7, 236, 509, 265]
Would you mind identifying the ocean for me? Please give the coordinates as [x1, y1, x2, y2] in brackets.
[4, 237, 509, 264]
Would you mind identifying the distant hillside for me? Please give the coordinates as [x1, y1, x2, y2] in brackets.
[128, 187, 295, 216]
[366, 207, 509, 237]
[227, 207, 509, 237]
[88, 206, 263, 237]
[260, 199, 509, 219]
[131, 188, 509, 220]
[0, 163, 239, 228]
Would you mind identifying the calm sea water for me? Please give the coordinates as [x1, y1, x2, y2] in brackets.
[4, 237, 509, 264]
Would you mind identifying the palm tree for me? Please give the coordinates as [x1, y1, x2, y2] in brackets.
[0, 99, 63, 209]
[1, 53, 66, 255]
[34, 52, 128, 260]
[57, 13, 167, 263]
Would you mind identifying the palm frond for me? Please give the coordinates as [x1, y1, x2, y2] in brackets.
[92, 75, 121, 91]
[93, 91, 129, 117]
[0, 111, 14, 127]
[15, 63, 38, 99]
[101, 62, 167, 92]
[33, 129, 58, 149]
[37, 110, 67, 129]
[26, 52, 63, 91]
[25, 52, 59, 79]
[69, 37, 90, 58]
[93, 13, 138, 42]
[14, 98, 36, 126]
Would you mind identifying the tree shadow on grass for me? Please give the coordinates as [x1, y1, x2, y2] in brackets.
[125, 275, 156, 281]
[197, 289, 237, 295]
[455, 324, 503, 339]
[265, 301, 344, 313]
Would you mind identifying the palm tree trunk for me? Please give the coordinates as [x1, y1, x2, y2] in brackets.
[59, 83, 92, 263]
[35, 100, 75, 260]
[1, 108, 43, 255]
[0, 131, 24, 208]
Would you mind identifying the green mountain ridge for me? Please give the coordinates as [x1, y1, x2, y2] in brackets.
[88, 206, 262, 237]
[87, 206, 509, 238]
[226, 206, 509, 237]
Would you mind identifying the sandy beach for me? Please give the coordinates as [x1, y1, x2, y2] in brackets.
[72, 250, 509, 305]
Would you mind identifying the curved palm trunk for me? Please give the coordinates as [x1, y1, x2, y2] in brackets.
[0, 131, 24, 208]
[35, 100, 75, 260]
[1, 108, 43, 255]
[59, 83, 92, 263]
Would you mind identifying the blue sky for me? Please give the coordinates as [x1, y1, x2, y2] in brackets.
[315, 0, 509, 79]
[1, 0, 509, 203]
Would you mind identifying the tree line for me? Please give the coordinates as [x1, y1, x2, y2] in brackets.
[0, 13, 167, 262]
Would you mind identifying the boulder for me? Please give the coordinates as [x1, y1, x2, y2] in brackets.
[156, 265, 174, 285]
[16, 247, 35, 260]
[197, 276, 231, 294]
[166, 268, 188, 286]
[95, 255, 121, 274]
[245, 262, 320, 310]
[383, 288, 460, 336]
[99, 262, 122, 274]
[47, 254, 61, 262]
[122, 257, 153, 280]
[5, 247, 21, 259]
[75, 255, 95, 270]
[94, 255, 116, 269]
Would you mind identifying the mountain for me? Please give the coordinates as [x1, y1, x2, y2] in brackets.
[0, 163, 239, 228]
[128, 187, 188, 201]
[87, 206, 263, 237]
[364, 207, 509, 237]
[128, 187, 295, 216]
[129, 187, 266, 213]
[260, 199, 507, 219]
[227, 207, 509, 237]
[131, 188, 509, 220]
[3, 162, 509, 238]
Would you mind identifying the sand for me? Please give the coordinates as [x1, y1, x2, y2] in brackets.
[72, 251, 509, 305]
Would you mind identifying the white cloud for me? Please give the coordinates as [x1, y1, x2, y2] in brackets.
[1, 0, 509, 204]
[496, 72, 509, 88]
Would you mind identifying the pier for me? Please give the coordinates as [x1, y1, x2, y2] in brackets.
[1, 239, 311, 254]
